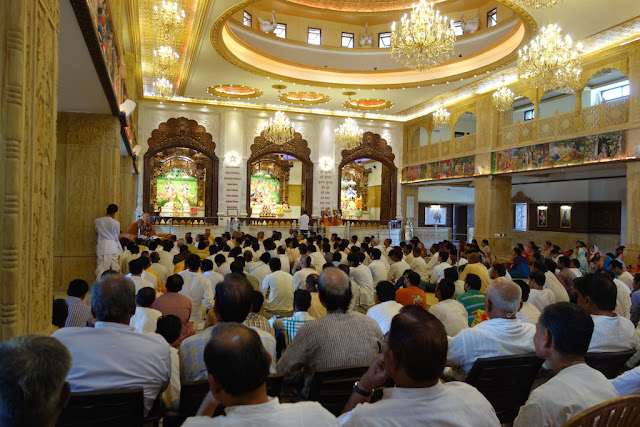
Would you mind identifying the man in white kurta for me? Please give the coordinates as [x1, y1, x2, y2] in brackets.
[429, 280, 468, 337]
[94, 204, 122, 279]
[513, 302, 619, 427]
[179, 255, 214, 330]
[447, 279, 536, 378]
[408, 247, 430, 283]
[366, 281, 403, 335]
[339, 305, 499, 427]
[293, 257, 317, 290]
[261, 258, 295, 317]
[368, 248, 389, 285]
[388, 249, 411, 284]
[348, 254, 375, 309]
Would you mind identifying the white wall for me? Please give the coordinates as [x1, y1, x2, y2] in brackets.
[418, 186, 475, 204]
[431, 124, 451, 143]
[511, 177, 625, 202]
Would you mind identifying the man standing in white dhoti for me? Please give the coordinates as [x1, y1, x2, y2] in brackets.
[95, 204, 122, 279]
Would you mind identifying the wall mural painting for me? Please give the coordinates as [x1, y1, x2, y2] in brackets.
[87, 0, 125, 103]
[402, 156, 475, 184]
[250, 173, 282, 217]
[492, 131, 627, 173]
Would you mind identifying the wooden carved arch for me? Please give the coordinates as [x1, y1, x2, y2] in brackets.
[247, 132, 313, 216]
[339, 132, 397, 221]
[143, 117, 219, 217]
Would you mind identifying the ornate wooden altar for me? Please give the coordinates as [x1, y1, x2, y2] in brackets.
[250, 154, 293, 207]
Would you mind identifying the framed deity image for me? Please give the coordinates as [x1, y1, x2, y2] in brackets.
[537, 206, 547, 228]
[425, 205, 447, 225]
[560, 206, 571, 228]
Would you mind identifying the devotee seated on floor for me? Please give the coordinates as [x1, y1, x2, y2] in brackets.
[53, 275, 171, 416]
[181, 323, 338, 427]
[447, 278, 536, 379]
[179, 277, 277, 383]
[513, 302, 620, 427]
[366, 281, 403, 335]
[64, 278, 93, 327]
[338, 306, 500, 426]
[513, 279, 541, 325]
[0, 335, 72, 427]
[277, 267, 384, 397]
[429, 278, 469, 337]
[573, 273, 638, 353]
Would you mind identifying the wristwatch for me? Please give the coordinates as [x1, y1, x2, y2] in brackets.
[353, 382, 372, 397]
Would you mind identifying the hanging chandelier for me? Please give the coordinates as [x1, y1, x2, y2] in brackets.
[153, 77, 174, 101]
[390, 0, 456, 71]
[153, 45, 180, 70]
[518, 24, 583, 92]
[153, 0, 186, 42]
[515, 0, 562, 8]
[433, 106, 450, 128]
[493, 85, 516, 112]
[262, 111, 295, 145]
[335, 118, 364, 150]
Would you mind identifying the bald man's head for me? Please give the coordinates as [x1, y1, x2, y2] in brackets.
[486, 278, 522, 318]
[204, 323, 270, 396]
[467, 252, 481, 264]
[91, 275, 136, 323]
[318, 267, 352, 312]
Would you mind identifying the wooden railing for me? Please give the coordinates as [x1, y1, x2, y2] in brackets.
[500, 98, 629, 147]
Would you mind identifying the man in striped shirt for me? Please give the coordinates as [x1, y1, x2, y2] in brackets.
[456, 274, 486, 326]
[64, 279, 93, 327]
[277, 268, 384, 397]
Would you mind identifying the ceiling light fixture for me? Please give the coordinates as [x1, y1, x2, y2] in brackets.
[433, 104, 450, 128]
[334, 118, 364, 151]
[390, 0, 455, 71]
[492, 83, 515, 112]
[518, 23, 583, 92]
[262, 111, 295, 145]
[152, 77, 174, 101]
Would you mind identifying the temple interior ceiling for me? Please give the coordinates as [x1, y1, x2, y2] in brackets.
[132, 0, 640, 121]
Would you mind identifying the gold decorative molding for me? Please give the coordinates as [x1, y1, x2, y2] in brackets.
[207, 84, 263, 98]
[279, 92, 330, 104]
[345, 99, 392, 110]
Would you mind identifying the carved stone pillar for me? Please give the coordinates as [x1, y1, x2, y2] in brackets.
[0, 0, 59, 339]
[55, 112, 122, 291]
[474, 175, 513, 258]
[625, 162, 640, 264]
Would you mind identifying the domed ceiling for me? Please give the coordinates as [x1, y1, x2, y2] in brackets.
[133, 0, 640, 121]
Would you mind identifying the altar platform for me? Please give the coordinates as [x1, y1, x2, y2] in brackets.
[151, 217, 404, 245]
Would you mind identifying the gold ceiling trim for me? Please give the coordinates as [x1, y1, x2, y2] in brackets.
[345, 99, 393, 110]
[178, 0, 213, 96]
[282, 0, 416, 13]
[207, 84, 263, 98]
[210, 0, 536, 89]
[279, 92, 331, 104]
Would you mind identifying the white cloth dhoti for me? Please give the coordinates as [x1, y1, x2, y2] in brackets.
[96, 253, 120, 279]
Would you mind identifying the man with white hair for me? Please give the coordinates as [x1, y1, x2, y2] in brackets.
[447, 278, 536, 379]
[53, 275, 171, 416]
[0, 335, 72, 427]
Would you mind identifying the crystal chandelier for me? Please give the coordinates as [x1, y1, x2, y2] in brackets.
[390, 0, 456, 71]
[262, 111, 295, 145]
[153, 45, 180, 70]
[153, 1, 186, 42]
[515, 0, 562, 8]
[334, 118, 364, 150]
[518, 24, 583, 92]
[493, 85, 516, 112]
[153, 77, 173, 101]
[433, 106, 450, 128]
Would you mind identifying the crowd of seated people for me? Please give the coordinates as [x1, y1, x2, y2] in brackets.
[2, 230, 640, 426]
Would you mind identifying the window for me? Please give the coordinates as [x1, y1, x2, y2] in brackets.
[341, 32, 354, 48]
[378, 32, 391, 48]
[307, 27, 321, 45]
[487, 8, 497, 28]
[524, 109, 534, 121]
[274, 23, 286, 39]
[242, 11, 252, 27]
[451, 21, 463, 36]
[600, 82, 630, 101]
[514, 203, 528, 231]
